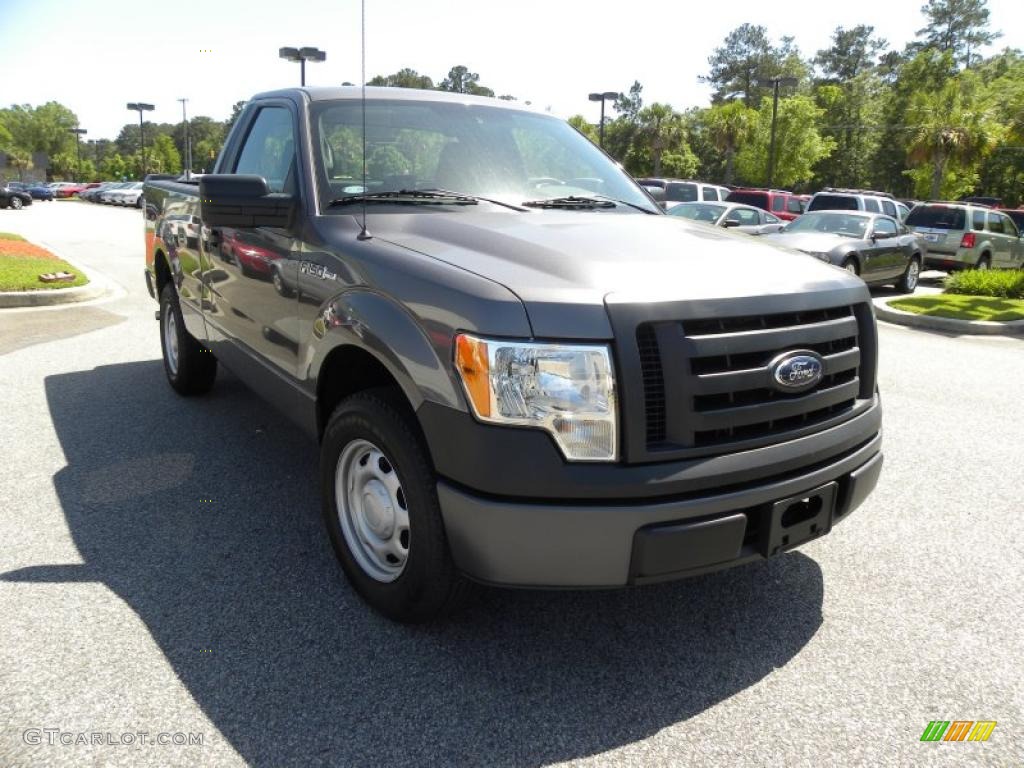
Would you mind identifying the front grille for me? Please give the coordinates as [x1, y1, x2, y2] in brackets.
[637, 304, 870, 454]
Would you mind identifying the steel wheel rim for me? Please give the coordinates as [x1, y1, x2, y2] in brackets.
[335, 438, 410, 583]
[273, 271, 284, 292]
[978, 260, 989, 271]
[907, 261, 919, 287]
[845, 262, 857, 274]
[164, 308, 179, 375]
[11, 197, 22, 209]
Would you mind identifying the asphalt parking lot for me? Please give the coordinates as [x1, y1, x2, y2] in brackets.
[1, 202, 1021, 767]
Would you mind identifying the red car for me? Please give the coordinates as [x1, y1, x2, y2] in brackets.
[725, 188, 805, 221]
[55, 182, 93, 198]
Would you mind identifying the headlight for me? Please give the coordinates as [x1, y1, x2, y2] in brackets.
[454, 334, 617, 461]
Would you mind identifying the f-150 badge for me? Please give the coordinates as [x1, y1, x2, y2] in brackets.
[299, 261, 337, 281]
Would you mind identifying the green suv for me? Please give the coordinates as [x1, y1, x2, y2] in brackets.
[906, 202, 1024, 271]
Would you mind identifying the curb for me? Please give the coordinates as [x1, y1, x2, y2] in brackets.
[0, 246, 111, 309]
[873, 296, 1024, 337]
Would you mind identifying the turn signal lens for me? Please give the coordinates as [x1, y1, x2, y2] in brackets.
[455, 334, 490, 418]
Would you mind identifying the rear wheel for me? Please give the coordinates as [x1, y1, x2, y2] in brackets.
[976, 255, 991, 270]
[320, 388, 473, 622]
[896, 257, 920, 293]
[159, 281, 217, 395]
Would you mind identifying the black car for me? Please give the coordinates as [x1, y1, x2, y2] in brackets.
[0, 184, 34, 210]
[764, 211, 923, 292]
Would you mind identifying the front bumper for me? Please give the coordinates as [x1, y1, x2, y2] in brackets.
[438, 436, 881, 587]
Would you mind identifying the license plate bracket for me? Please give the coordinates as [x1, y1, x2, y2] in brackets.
[760, 482, 837, 558]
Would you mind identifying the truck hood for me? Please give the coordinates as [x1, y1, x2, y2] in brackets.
[367, 210, 867, 337]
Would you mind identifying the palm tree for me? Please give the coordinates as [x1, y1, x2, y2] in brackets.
[907, 74, 999, 199]
[638, 103, 685, 177]
[704, 101, 757, 184]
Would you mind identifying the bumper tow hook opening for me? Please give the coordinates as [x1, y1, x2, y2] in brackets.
[781, 496, 823, 528]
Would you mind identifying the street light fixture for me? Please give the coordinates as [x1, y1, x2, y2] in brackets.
[126, 102, 155, 177]
[67, 127, 87, 182]
[177, 98, 192, 179]
[756, 77, 799, 188]
[279, 46, 326, 86]
[588, 91, 620, 149]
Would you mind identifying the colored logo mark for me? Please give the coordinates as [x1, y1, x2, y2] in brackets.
[920, 721, 996, 742]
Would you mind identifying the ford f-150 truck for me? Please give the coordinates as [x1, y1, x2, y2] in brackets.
[144, 87, 883, 622]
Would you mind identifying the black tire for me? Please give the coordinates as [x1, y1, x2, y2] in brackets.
[271, 267, 293, 297]
[895, 256, 921, 293]
[841, 256, 859, 276]
[10, 196, 23, 210]
[320, 388, 473, 622]
[159, 280, 217, 396]
[976, 254, 991, 270]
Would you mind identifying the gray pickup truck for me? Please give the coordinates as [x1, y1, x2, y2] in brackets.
[144, 87, 883, 622]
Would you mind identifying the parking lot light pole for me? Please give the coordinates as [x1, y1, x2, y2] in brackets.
[756, 77, 798, 188]
[68, 128, 87, 182]
[177, 98, 192, 179]
[126, 102, 155, 177]
[588, 91, 619, 149]
[279, 46, 326, 86]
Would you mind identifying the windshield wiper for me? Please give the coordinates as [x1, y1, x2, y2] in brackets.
[327, 189, 479, 207]
[591, 194, 660, 214]
[522, 195, 616, 210]
[419, 188, 528, 212]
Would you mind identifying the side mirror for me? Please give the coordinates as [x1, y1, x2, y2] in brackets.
[199, 175, 296, 229]
[723, 218, 741, 228]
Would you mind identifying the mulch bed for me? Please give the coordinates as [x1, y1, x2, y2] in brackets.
[0, 239, 59, 260]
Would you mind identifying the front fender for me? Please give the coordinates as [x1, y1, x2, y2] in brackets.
[303, 288, 466, 413]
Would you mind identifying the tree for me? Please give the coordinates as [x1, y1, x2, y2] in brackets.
[916, 0, 1000, 68]
[736, 95, 835, 188]
[905, 70, 1000, 198]
[702, 101, 757, 184]
[614, 81, 643, 121]
[368, 68, 434, 89]
[4, 147, 32, 181]
[629, 104, 697, 178]
[438, 66, 494, 97]
[567, 115, 599, 144]
[703, 25, 808, 106]
[0, 102, 78, 159]
[815, 25, 888, 82]
[100, 153, 128, 180]
[225, 100, 248, 134]
[148, 134, 182, 175]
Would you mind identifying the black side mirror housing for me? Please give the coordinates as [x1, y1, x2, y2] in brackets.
[723, 218, 741, 228]
[199, 175, 297, 229]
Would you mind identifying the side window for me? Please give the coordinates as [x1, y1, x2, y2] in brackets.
[864, 198, 880, 213]
[771, 196, 785, 212]
[882, 200, 896, 217]
[233, 106, 297, 194]
[972, 209, 986, 230]
[986, 212, 1004, 234]
[1002, 215, 1019, 237]
[786, 198, 802, 213]
[764, 212, 781, 224]
[873, 218, 897, 237]
[702, 186, 717, 201]
[735, 208, 759, 225]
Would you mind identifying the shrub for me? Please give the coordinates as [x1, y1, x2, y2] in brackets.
[944, 269, 1024, 299]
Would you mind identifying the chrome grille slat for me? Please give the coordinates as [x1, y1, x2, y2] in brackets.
[691, 347, 861, 395]
[682, 316, 858, 357]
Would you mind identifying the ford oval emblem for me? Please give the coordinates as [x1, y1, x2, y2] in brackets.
[769, 350, 824, 392]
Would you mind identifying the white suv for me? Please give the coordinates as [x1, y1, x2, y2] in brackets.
[808, 188, 902, 220]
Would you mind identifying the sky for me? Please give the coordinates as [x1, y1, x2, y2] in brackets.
[1, 0, 1022, 141]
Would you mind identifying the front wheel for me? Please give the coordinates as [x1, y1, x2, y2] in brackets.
[159, 281, 217, 395]
[896, 257, 920, 293]
[841, 257, 859, 276]
[10, 196, 23, 210]
[320, 388, 473, 622]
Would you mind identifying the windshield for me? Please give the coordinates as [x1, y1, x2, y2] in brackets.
[725, 191, 768, 208]
[668, 202, 725, 223]
[311, 99, 658, 213]
[784, 212, 870, 238]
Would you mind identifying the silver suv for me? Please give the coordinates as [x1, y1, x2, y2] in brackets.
[906, 203, 1024, 271]
[807, 188, 902, 220]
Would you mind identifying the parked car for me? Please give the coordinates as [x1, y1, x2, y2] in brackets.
[10, 181, 56, 201]
[961, 195, 1003, 207]
[108, 182, 145, 207]
[667, 201, 785, 235]
[0, 184, 34, 209]
[54, 182, 90, 198]
[807, 188, 901, 220]
[81, 182, 119, 202]
[905, 202, 1023, 271]
[636, 178, 731, 206]
[144, 86, 883, 622]
[764, 211, 922, 291]
[725, 188, 805, 221]
[100, 182, 135, 204]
